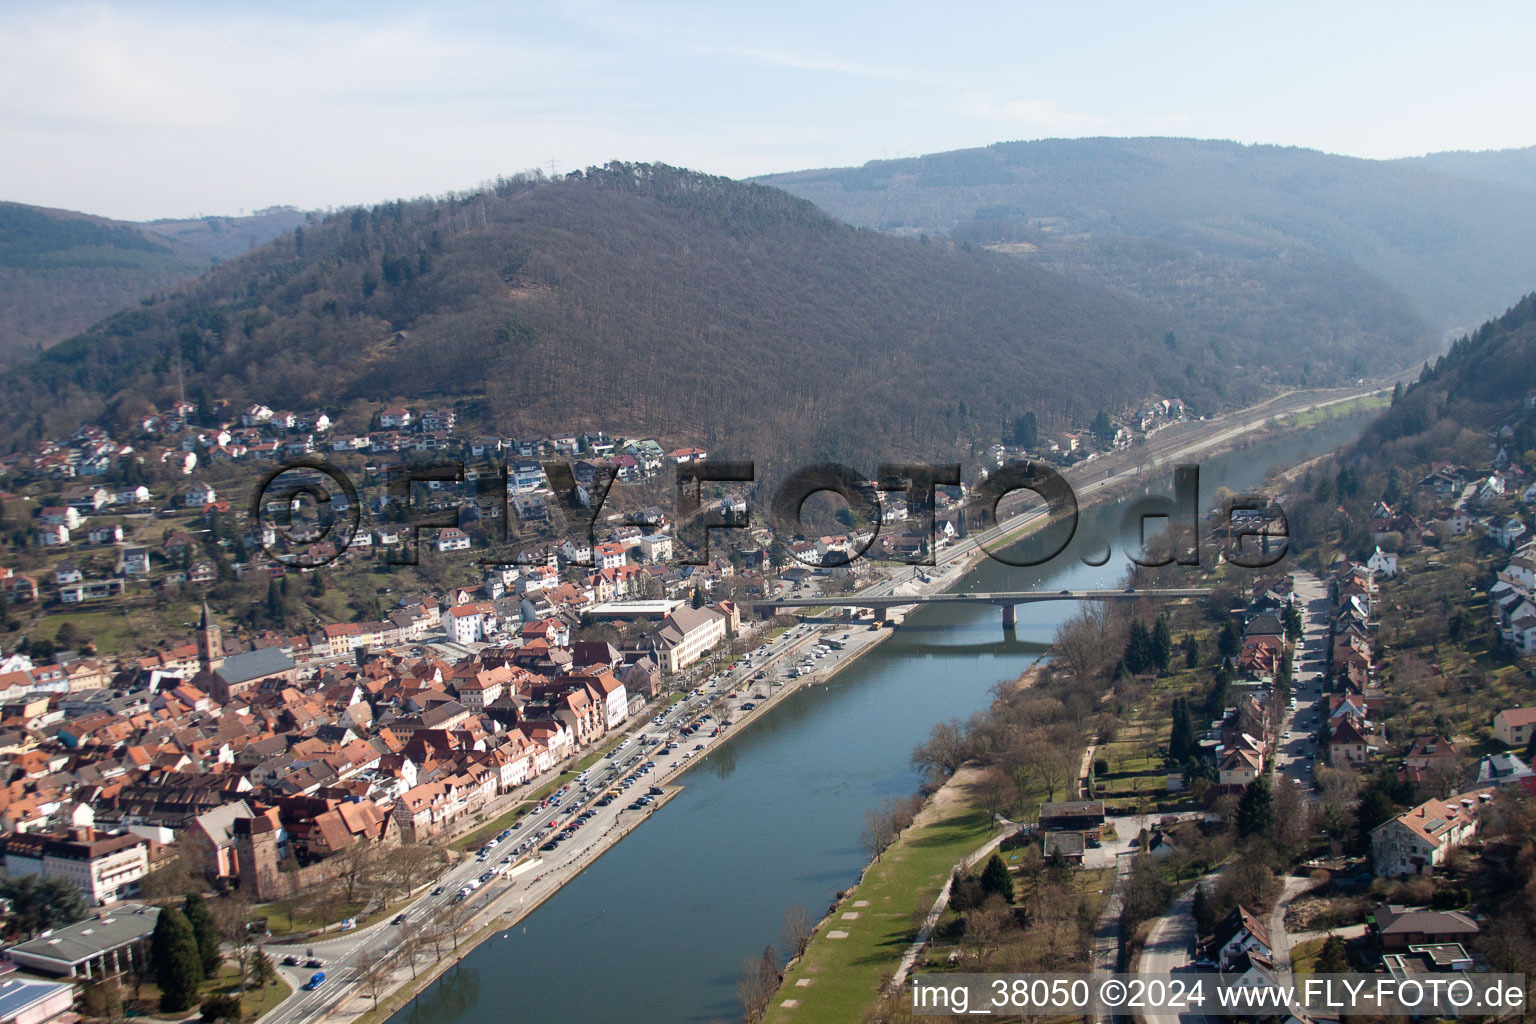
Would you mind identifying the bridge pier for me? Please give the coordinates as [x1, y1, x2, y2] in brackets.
[1001, 604, 1017, 630]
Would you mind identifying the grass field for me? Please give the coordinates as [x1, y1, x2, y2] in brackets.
[762, 806, 994, 1024]
[1290, 935, 1326, 975]
[123, 959, 292, 1020]
[1275, 392, 1390, 429]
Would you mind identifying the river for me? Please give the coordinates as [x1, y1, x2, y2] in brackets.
[391, 412, 1371, 1024]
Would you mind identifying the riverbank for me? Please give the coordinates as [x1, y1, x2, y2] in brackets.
[761, 765, 998, 1024]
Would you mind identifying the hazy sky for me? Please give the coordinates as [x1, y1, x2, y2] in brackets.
[4, 1, 1535, 220]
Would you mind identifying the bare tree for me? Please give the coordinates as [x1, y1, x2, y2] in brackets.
[910, 719, 970, 783]
[210, 891, 255, 988]
[1052, 602, 1120, 687]
[397, 923, 421, 980]
[781, 904, 813, 960]
[359, 950, 394, 1010]
[442, 900, 474, 952]
[736, 945, 779, 1023]
[977, 766, 1011, 823]
[962, 895, 1013, 970]
[1024, 736, 1080, 802]
[336, 842, 377, 905]
[860, 807, 896, 863]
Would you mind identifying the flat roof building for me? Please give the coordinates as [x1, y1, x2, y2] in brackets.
[6, 903, 159, 979]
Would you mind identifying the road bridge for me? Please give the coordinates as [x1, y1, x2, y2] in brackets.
[752, 588, 1211, 629]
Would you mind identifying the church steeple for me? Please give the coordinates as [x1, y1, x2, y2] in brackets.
[197, 598, 224, 671]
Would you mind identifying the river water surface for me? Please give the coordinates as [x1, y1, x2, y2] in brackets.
[392, 413, 1371, 1024]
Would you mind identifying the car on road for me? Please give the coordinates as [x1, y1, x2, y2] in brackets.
[392, 914, 407, 925]
[431, 886, 444, 896]
[304, 972, 326, 990]
[304, 958, 325, 968]
[282, 955, 301, 966]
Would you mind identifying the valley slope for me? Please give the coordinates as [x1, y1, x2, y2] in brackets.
[0, 164, 1430, 470]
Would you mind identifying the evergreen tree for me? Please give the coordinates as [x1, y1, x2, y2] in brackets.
[1236, 777, 1275, 839]
[1204, 663, 1231, 718]
[1282, 602, 1303, 641]
[183, 893, 222, 978]
[1317, 934, 1351, 973]
[1217, 619, 1241, 660]
[150, 907, 204, 1013]
[1168, 698, 1195, 765]
[978, 853, 1014, 903]
[1356, 788, 1398, 835]
[249, 949, 278, 988]
[1124, 622, 1152, 674]
[1151, 615, 1173, 672]
[1182, 633, 1199, 669]
[1192, 883, 1215, 935]
[1010, 411, 1038, 449]
[1091, 410, 1115, 445]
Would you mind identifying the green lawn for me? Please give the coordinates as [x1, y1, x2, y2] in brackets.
[259, 898, 367, 939]
[450, 802, 534, 852]
[1290, 936, 1327, 976]
[122, 959, 291, 1020]
[1275, 393, 1389, 429]
[762, 807, 994, 1024]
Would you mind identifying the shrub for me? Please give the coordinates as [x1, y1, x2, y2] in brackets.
[200, 994, 242, 1022]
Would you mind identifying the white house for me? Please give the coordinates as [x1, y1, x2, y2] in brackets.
[593, 542, 626, 570]
[1494, 517, 1528, 549]
[1366, 547, 1399, 578]
[446, 602, 498, 644]
[35, 524, 69, 546]
[639, 534, 673, 563]
[434, 528, 472, 553]
[87, 523, 124, 545]
[560, 538, 593, 565]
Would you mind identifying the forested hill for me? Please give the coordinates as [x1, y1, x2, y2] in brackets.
[0, 202, 309, 364]
[754, 137, 1536, 338]
[1357, 292, 1536, 461]
[2, 164, 1426, 466]
[1400, 145, 1536, 190]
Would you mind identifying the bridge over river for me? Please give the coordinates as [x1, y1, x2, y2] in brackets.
[752, 587, 1211, 628]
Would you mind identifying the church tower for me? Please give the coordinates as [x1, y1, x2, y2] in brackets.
[197, 599, 224, 671]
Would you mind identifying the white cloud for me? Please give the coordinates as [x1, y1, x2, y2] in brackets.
[958, 93, 1112, 133]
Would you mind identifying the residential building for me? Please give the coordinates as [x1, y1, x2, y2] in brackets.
[1494, 707, 1536, 748]
[0, 828, 150, 905]
[1371, 788, 1496, 877]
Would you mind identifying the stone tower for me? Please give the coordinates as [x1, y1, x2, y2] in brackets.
[197, 598, 225, 672]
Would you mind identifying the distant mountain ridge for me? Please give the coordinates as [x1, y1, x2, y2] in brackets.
[754, 137, 1536, 339]
[1399, 144, 1536, 190]
[0, 201, 310, 364]
[0, 163, 1429, 466]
